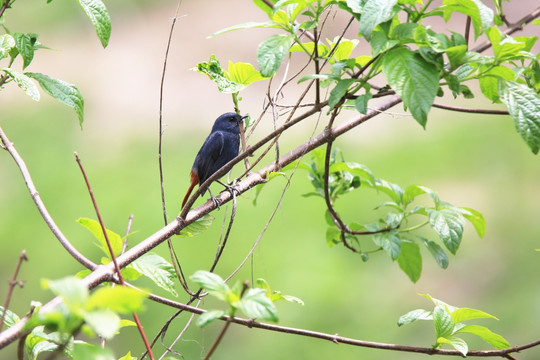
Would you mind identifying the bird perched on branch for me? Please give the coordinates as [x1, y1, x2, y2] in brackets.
[182, 112, 246, 209]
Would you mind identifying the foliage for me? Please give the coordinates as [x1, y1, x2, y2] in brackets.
[1, 0, 539, 359]
[398, 294, 510, 356]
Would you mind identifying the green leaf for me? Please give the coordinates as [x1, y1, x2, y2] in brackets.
[499, 80, 540, 154]
[227, 61, 268, 87]
[382, 46, 439, 127]
[433, 305, 454, 338]
[253, 171, 286, 206]
[455, 324, 510, 349]
[253, 0, 275, 18]
[78, 0, 111, 48]
[328, 78, 355, 109]
[397, 240, 422, 282]
[451, 308, 498, 323]
[2, 68, 40, 101]
[0, 34, 16, 60]
[76, 218, 123, 258]
[374, 178, 404, 204]
[118, 352, 135, 360]
[403, 184, 440, 206]
[235, 288, 278, 322]
[24, 327, 59, 360]
[42, 277, 88, 307]
[83, 309, 119, 339]
[190, 271, 230, 302]
[25, 72, 84, 126]
[86, 286, 146, 313]
[177, 214, 215, 237]
[192, 55, 244, 94]
[458, 207, 486, 237]
[397, 309, 432, 326]
[437, 336, 468, 356]
[442, 0, 493, 38]
[427, 207, 465, 255]
[358, 0, 398, 40]
[257, 34, 294, 77]
[0, 306, 20, 328]
[72, 342, 114, 360]
[373, 230, 401, 260]
[420, 237, 449, 269]
[354, 93, 372, 114]
[12, 33, 37, 69]
[328, 162, 376, 185]
[130, 253, 178, 297]
[478, 65, 515, 103]
[197, 310, 226, 327]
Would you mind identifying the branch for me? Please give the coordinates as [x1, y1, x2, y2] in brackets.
[133, 288, 540, 358]
[75, 153, 155, 360]
[0, 95, 402, 350]
[0, 250, 27, 332]
[0, 125, 96, 270]
[432, 103, 509, 115]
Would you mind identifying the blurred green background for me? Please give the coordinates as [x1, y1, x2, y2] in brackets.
[1, 1, 539, 359]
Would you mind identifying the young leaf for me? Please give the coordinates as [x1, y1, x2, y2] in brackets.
[499, 80, 540, 154]
[76, 218, 123, 258]
[427, 207, 465, 255]
[2, 68, 40, 101]
[433, 305, 454, 338]
[257, 34, 294, 77]
[197, 310, 226, 328]
[420, 237, 449, 269]
[83, 309, 120, 340]
[0, 34, 16, 60]
[177, 214, 215, 237]
[358, 0, 398, 40]
[397, 309, 432, 326]
[130, 253, 178, 297]
[227, 61, 268, 86]
[451, 308, 498, 323]
[253, 0, 275, 18]
[397, 240, 422, 282]
[235, 288, 278, 322]
[373, 230, 401, 260]
[42, 277, 88, 307]
[403, 184, 440, 207]
[25, 72, 84, 126]
[190, 271, 230, 302]
[193, 55, 244, 93]
[437, 336, 468, 356]
[86, 286, 146, 313]
[382, 46, 439, 127]
[458, 207, 486, 238]
[0, 306, 20, 328]
[455, 324, 510, 349]
[78, 0, 112, 48]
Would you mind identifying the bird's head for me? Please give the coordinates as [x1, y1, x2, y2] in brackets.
[212, 112, 247, 134]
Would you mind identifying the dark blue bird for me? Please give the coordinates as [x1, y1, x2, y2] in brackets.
[182, 112, 246, 208]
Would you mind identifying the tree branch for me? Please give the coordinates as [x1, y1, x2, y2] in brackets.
[0, 250, 27, 332]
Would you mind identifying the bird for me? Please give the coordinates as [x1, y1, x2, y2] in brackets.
[182, 112, 247, 209]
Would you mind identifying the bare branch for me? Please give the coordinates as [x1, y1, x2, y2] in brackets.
[0, 250, 28, 332]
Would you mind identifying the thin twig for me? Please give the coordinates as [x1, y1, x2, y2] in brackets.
[0, 250, 28, 332]
[74, 153, 155, 360]
[0, 125, 96, 270]
[464, 16, 471, 47]
[432, 103, 509, 115]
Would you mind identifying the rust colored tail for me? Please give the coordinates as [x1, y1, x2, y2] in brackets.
[182, 170, 199, 209]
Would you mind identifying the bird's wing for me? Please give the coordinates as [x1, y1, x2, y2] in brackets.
[194, 131, 225, 184]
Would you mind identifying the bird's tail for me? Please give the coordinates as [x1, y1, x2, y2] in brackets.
[182, 170, 199, 209]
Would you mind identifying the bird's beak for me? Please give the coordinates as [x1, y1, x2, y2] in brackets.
[240, 115, 248, 121]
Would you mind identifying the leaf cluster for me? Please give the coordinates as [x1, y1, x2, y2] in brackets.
[398, 294, 510, 356]
[190, 271, 303, 327]
[288, 148, 485, 282]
